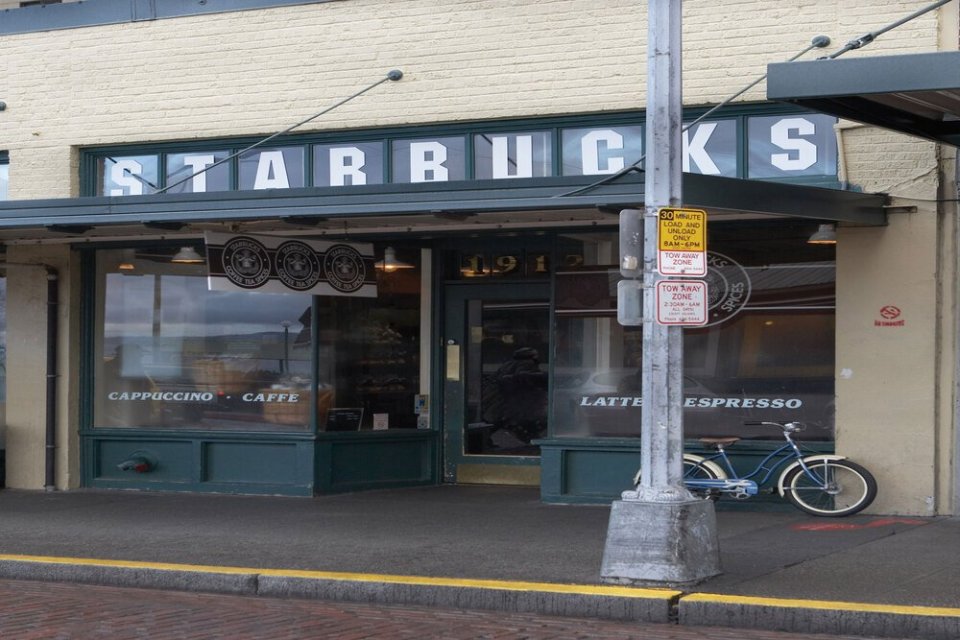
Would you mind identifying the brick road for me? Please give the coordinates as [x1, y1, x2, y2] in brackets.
[0, 578, 894, 640]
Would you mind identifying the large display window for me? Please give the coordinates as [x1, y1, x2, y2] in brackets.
[551, 222, 836, 441]
[93, 244, 421, 432]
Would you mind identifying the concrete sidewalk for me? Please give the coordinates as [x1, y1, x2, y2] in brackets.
[0, 485, 956, 638]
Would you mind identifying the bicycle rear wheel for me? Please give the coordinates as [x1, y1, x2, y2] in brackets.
[784, 459, 877, 517]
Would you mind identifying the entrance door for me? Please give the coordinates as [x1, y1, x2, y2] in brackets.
[443, 283, 551, 485]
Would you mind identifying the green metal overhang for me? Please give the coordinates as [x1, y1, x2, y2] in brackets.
[768, 52, 960, 147]
[0, 173, 886, 241]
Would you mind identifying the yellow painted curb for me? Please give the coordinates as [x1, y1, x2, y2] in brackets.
[0, 554, 679, 600]
[683, 592, 960, 618]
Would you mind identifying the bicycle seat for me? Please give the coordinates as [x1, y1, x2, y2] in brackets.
[698, 437, 740, 448]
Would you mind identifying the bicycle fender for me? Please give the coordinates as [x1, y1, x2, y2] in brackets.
[683, 454, 728, 480]
[776, 454, 847, 497]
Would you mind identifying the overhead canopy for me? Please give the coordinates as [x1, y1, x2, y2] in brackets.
[767, 52, 960, 147]
[0, 173, 886, 242]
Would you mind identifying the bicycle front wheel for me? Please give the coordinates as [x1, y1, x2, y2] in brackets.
[784, 459, 877, 517]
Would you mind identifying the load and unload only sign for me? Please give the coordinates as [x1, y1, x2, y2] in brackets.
[657, 207, 706, 276]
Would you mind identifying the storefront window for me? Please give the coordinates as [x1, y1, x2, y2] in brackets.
[474, 131, 552, 180]
[561, 126, 643, 176]
[551, 223, 836, 441]
[747, 114, 838, 179]
[165, 150, 232, 193]
[0, 153, 8, 200]
[93, 244, 421, 432]
[98, 155, 160, 196]
[238, 147, 305, 190]
[313, 142, 385, 187]
[391, 137, 466, 183]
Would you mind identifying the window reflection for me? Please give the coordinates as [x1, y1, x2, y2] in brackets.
[238, 147, 305, 190]
[474, 131, 552, 180]
[391, 137, 466, 183]
[551, 226, 836, 441]
[466, 299, 549, 455]
[0, 158, 8, 200]
[165, 150, 232, 193]
[95, 250, 312, 430]
[98, 155, 160, 196]
[561, 126, 642, 176]
[94, 244, 422, 433]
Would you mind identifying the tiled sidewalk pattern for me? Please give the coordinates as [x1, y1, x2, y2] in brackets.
[0, 578, 890, 640]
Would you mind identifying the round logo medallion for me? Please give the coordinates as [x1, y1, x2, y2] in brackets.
[322, 244, 367, 293]
[703, 252, 751, 327]
[275, 241, 322, 291]
[221, 236, 271, 289]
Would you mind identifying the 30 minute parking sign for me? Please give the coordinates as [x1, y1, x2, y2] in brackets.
[657, 207, 707, 276]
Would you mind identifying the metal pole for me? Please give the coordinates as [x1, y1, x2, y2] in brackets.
[600, 0, 720, 587]
[638, 0, 686, 500]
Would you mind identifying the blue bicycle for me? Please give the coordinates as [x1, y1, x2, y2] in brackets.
[634, 421, 878, 517]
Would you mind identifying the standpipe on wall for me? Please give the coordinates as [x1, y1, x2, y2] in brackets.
[44, 268, 58, 491]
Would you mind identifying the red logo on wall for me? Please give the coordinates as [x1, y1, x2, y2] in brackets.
[875, 305, 904, 327]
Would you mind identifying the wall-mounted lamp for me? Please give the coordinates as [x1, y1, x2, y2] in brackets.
[117, 249, 137, 271]
[171, 246, 205, 264]
[377, 246, 414, 273]
[807, 223, 837, 245]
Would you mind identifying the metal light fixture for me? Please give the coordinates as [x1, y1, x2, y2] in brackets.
[378, 246, 414, 273]
[117, 249, 137, 271]
[170, 246, 205, 264]
[807, 223, 837, 245]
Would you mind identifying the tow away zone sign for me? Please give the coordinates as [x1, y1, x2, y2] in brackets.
[657, 207, 706, 276]
[656, 280, 708, 326]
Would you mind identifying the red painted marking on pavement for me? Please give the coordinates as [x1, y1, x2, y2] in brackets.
[791, 522, 861, 531]
[791, 517, 928, 532]
[864, 517, 927, 527]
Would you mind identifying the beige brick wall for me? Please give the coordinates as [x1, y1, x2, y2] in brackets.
[0, 0, 945, 199]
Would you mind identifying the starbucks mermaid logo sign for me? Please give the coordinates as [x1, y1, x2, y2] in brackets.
[703, 252, 751, 327]
[205, 232, 376, 297]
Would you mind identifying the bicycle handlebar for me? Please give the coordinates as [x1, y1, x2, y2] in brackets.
[743, 420, 806, 432]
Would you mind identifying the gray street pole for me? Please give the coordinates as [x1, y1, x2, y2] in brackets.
[639, 0, 685, 500]
[600, 0, 721, 587]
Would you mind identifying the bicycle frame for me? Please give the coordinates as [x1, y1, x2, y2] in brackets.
[685, 433, 823, 498]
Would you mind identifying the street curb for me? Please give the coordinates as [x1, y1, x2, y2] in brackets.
[5, 553, 959, 638]
[0, 555, 679, 623]
[679, 593, 960, 640]
[0, 556, 259, 596]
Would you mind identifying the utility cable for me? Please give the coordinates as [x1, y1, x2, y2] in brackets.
[553, 37, 831, 199]
[156, 70, 403, 195]
[557, 0, 955, 200]
[822, 0, 954, 59]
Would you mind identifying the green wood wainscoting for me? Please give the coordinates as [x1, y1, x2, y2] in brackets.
[83, 430, 438, 496]
[536, 437, 833, 506]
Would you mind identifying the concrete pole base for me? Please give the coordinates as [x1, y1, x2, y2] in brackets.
[600, 497, 722, 588]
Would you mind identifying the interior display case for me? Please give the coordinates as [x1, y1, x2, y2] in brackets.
[321, 248, 421, 430]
